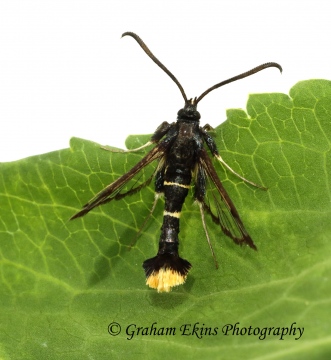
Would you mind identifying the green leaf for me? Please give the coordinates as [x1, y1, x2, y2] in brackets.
[0, 80, 330, 359]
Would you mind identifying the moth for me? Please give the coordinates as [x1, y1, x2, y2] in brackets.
[71, 32, 282, 292]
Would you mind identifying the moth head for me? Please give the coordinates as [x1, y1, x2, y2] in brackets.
[177, 98, 201, 122]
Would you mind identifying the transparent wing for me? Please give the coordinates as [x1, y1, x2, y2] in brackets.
[71, 142, 168, 220]
[197, 148, 256, 249]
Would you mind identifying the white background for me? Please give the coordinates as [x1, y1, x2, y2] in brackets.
[0, 0, 330, 162]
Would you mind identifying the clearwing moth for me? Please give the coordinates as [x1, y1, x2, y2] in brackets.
[71, 32, 282, 292]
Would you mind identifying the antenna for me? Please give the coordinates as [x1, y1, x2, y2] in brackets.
[122, 32, 188, 103]
[196, 62, 282, 103]
[122, 32, 282, 106]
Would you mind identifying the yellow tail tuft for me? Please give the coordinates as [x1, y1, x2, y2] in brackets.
[146, 268, 188, 292]
[143, 252, 191, 292]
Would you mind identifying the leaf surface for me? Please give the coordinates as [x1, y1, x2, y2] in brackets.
[0, 80, 330, 359]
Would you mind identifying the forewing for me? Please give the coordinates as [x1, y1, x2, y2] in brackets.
[70, 143, 167, 220]
[197, 149, 256, 249]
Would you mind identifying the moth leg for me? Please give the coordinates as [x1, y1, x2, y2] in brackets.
[194, 164, 218, 269]
[101, 121, 174, 153]
[201, 128, 267, 190]
[101, 141, 153, 153]
[198, 202, 219, 269]
[130, 163, 165, 247]
[202, 123, 215, 132]
[215, 154, 267, 190]
[129, 193, 161, 248]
